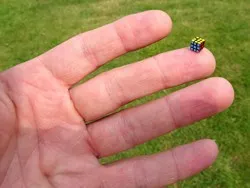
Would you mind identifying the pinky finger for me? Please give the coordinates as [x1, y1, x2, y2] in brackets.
[103, 139, 218, 188]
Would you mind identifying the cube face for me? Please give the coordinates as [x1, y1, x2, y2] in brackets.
[190, 37, 205, 53]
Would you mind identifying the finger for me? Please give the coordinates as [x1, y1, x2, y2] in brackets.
[38, 10, 172, 86]
[102, 139, 218, 188]
[70, 48, 216, 121]
[88, 78, 234, 157]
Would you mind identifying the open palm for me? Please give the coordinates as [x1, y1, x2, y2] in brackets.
[0, 11, 234, 188]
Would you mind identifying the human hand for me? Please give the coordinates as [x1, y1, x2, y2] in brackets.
[0, 11, 234, 188]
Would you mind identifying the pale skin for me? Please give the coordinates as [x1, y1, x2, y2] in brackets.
[0, 10, 234, 188]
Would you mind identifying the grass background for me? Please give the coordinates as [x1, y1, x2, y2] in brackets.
[0, 0, 249, 187]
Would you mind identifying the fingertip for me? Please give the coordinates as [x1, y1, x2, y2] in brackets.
[186, 139, 219, 175]
[199, 48, 216, 74]
[198, 139, 219, 163]
[172, 139, 219, 180]
[205, 77, 235, 112]
[168, 47, 216, 79]
[114, 10, 173, 52]
[216, 77, 235, 110]
[140, 10, 173, 39]
[152, 10, 173, 35]
[184, 47, 216, 77]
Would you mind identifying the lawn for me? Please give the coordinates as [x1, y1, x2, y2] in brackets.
[0, 0, 249, 187]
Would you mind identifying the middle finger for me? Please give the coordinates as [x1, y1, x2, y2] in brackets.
[70, 48, 215, 121]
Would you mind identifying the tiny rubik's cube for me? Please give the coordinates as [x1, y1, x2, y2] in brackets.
[190, 37, 205, 53]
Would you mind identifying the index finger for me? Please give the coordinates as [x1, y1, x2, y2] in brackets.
[37, 10, 172, 86]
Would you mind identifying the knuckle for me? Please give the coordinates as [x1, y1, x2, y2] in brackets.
[131, 160, 149, 188]
[118, 112, 138, 149]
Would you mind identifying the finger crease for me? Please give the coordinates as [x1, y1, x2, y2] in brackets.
[113, 23, 130, 53]
[164, 97, 179, 129]
[105, 74, 127, 108]
[170, 149, 181, 182]
[80, 35, 100, 68]
[152, 55, 169, 89]
[119, 111, 137, 148]
[85, 129, 101, 158]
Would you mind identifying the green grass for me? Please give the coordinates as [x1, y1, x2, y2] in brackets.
[0, 0, 249, 187]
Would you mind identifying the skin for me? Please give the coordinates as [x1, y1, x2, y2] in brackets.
[0, 10, 234, 188]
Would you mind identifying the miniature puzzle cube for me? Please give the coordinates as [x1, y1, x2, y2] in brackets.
[190, 37, 205, 53]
